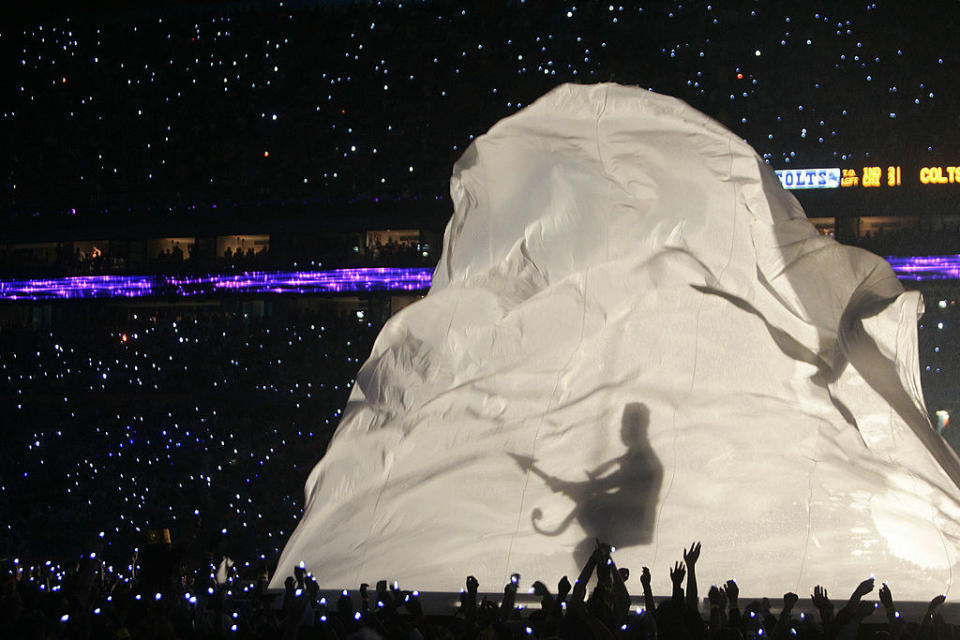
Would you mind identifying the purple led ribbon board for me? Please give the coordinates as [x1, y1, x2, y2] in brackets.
[0, 258, 954, 301]
[0, 268, 434, 301]
[884, 255, 960, 281]
[0, 274, 158, 301]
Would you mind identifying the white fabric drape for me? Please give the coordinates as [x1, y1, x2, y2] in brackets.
[274, 84, 960, 600]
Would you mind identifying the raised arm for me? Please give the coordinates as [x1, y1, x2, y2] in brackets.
[683, 542, 701, 612]
[500, 573, 520, 621]
[724, 580, 742, 631]
[557, 575, 572, 613]
[842, 578, 874, 615]
[464, 575, 479, 628]
[832, 578, 875, 640]
[608, 555, 632, 624]
[918, 594, 946, 640]
[878, 583, 905, 640]
[572, 548, 600, 603]
[532, 580, 556, 615]
[670, 561, 686, 604]
[640, 567, 656, 614]
[774, 592, 799, 640]
[567, 596, 616, 640]
[811, 585, 835, 630]
[708, 585, 728, 639]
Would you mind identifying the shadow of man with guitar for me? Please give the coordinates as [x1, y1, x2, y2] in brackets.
[509, 402, 663, 567]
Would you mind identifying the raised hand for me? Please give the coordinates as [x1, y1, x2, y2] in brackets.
[500, 573, 521, 621]
[920, 595, 947, 633]
[640, 566, 656, 614]
[466, 575, 479, 594]
[853, 578, 875, 599]
[724, 579, 739, 607]
[670, 561, 686, 586]
[878, 583, 894, 610]
[670, 560, 686, 605]
[387, 580, 404, 608]
[783, 592, 799, 611]
[927, 594, 946, 616]
[374, 579, 394, 613]
[774, 592, 800, 640]
[708, 584, 728, 637]
[811, 585, 832, 611]
[811, 585, 834, 626]
[557, 576, 571, 600]
[360, 583, 370, 611]
[595, 538, 612, 559]
[683, 542, 701, 611]
[337, 589, 354, 618]
[403, 591, 423, 618]
[709, 585, 727, 609]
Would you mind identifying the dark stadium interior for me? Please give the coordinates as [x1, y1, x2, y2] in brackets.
[1, 1, 959, 638]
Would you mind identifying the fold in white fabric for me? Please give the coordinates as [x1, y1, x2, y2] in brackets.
[274, 84, 960, 600]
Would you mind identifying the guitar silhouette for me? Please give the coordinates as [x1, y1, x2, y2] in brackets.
[509, 403, 663, 565]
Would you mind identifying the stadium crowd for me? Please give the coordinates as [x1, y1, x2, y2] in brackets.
[0, 298, 956, 639]
[0, 304, 380, 564]
[4, 1, 955, 226]
[1, 1, 959, 638]
[1, 538, 953, 639]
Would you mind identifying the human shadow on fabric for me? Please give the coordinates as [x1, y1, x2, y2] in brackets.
[509, 402, 663, 568]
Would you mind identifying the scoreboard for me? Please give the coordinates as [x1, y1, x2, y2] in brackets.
[775, 168, 841, 189]
[775, 165, 960, 190]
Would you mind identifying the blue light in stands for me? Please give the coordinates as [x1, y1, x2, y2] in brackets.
[885, 255, 960, 281]
[0, 268, 434, 301]
[0, 258, 956, 301]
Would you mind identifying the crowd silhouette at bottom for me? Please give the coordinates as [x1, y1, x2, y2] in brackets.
[0, 539, 952, 640]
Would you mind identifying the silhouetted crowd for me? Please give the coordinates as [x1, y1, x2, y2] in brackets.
[1, 540, 953, 639]
[1, 2, 958, 637]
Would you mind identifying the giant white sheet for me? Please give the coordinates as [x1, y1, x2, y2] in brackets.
[274, 84, 960, 601]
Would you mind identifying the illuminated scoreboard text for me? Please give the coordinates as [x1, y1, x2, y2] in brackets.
[775, 165, 955, 190]
[920, 166, 960, 184]
[773, 168, 840, 189]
